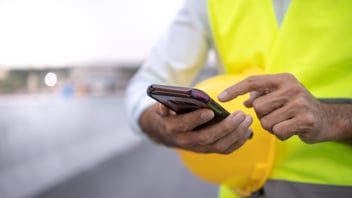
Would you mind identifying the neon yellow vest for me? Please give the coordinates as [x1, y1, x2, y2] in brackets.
[207, 0, 352, 196]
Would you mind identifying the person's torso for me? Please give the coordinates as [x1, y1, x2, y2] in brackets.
[207, 0, 352, 189]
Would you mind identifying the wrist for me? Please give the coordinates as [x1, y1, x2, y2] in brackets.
[321, 102, 352, 144]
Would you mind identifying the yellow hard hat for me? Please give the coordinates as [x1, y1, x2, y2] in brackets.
[177, 68, 276, 195]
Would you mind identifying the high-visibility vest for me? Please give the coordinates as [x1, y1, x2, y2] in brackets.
[207, 0, 352, 191]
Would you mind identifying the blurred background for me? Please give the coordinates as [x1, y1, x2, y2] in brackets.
[0, 0, 218, 198]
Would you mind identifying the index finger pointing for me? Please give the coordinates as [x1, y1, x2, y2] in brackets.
[217, 75, 278, 102]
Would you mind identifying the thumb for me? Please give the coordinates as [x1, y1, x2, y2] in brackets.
[156, 102, 171, 116]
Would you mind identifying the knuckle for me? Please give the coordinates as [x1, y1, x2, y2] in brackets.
[260, 117, 273, 132]
[281, 72, 296, 81]
[271, 126, 289, 141]
[175, 135, 191, 148]
[277, 136, 288, 141]
[303, 114, 315, 127]
[292, 97, 305, 107]
[164, 124, 178, 134]
[295, 115, 315, 134]
[290, 98, 310, 113]
[292, 86, 306, 97]
[288, 85, 301, 95]
[245, 76, 258, 89]
[176, 121, 191, 131]
[252, 100, 261, 110]
[213, 143, 228, 153]
[275, 133, 290, 141]
[167, 120, 192, 133]
[296, 131, 314, 143]
[196, 133, 212, 145]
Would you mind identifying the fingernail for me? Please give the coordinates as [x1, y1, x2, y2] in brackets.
[158, 104, 167, 116]
[200, 111, 213, 121]
[218, 91, 228, 101]
[242, 115, 253, 128]
[232, 112, 245, 124]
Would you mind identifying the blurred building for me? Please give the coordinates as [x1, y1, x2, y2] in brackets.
[0, 68, 7, 80]
[0, 64, 138, 96]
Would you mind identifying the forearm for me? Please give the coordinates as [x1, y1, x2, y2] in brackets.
[125, 0, 212, 137]
[319, 99, 352, 145]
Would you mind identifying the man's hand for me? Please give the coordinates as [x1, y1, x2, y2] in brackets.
[139, 102, 253, 154]
[218, 73, 352, 144]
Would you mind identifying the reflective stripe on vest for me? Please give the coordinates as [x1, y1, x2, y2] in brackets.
[208, 0, 352, 190]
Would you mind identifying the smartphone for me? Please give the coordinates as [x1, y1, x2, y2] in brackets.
[147, 84, 230, 129]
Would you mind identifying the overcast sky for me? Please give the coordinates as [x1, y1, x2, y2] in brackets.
[0, 0, 183, 68]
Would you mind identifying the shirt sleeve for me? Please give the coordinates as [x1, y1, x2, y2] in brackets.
[125, 0, 212, 136]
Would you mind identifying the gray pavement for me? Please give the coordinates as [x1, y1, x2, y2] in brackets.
[0, 93, 140, 198]
[34, 141, 218, 198]
[0, 92, 218, 198]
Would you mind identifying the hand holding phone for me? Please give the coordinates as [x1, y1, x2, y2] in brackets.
[147, 84, 230, 129]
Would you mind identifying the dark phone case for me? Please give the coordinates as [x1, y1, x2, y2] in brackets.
[147, 84, 230, 129]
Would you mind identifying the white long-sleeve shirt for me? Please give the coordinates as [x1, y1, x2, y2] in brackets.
[125, 0, 291, 136]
